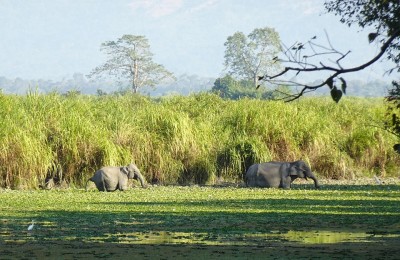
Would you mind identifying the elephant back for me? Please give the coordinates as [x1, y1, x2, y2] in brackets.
[256, 162, 283, 188]
[97, 167, 120, 191]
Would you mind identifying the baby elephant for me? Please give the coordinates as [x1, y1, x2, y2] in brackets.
[86, 163, 146, 191]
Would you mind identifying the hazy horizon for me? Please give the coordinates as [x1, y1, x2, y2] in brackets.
[0, 0, 396, 84]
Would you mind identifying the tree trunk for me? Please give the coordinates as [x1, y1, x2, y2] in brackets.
[131, 59, 139, 93]
[253, 74, 258, 87]
[131, 81, 137, 93]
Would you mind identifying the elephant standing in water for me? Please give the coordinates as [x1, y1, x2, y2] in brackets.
[245, 160, 320, 189]
[86, 163, 146, 191]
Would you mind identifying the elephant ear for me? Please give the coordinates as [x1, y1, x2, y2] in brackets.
[289, 166, 298, 176]
[299, 161, 311, 179]
[298, 166, 308, 180]
[120, 167, 129, 176]
[291, 166, 306, 178]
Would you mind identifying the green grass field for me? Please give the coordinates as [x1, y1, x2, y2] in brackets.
[1, 180, 399, 259]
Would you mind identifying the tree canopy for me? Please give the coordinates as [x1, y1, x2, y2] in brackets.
[223, 27, 281, 87]
[211, 75, 290, 100]
[88, 35, 174, 93]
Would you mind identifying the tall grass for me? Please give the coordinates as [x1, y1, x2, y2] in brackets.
[0, 92, 398, 189]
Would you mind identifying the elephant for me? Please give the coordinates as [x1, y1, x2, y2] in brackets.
[85, 163, 146, 191]
[245, 160, 320, 189]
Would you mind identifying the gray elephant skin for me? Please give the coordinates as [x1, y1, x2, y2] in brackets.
[86, 163, 146, 191]
[245, 160, 320, 189]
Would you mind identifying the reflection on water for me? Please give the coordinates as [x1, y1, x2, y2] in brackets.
[285, 230, 368, 244]
[106, 230, 399, 245]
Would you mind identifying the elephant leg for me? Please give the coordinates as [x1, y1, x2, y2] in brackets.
[245, 174, 253, 187]
[95, 181, 106, 191]
[280, 176, 292, 189]
[290, 176, 298, 188]
[97, 174, 112, 192]
[118, 174, 128, 191]
[118, 182, 128, 191]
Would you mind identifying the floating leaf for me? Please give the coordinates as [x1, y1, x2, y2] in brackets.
[330, 86, 343, 103]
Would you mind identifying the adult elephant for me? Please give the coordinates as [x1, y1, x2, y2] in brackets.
[245, 160, 320, 189]
[85, 163, 146, 191]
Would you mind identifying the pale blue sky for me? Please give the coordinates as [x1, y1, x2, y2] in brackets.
[0, 0, 394, 82]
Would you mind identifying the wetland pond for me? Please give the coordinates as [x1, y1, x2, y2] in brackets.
[95, 229, 398, 245]
[4, 228, 399, 259]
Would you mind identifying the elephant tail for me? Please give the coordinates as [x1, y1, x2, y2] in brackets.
[244, 164, 258, 187]
[244, 174, 249, 187]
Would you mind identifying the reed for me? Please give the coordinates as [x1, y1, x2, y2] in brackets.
[0, 92, 397, 189]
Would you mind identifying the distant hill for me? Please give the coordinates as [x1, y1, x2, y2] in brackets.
[0, 73, 215, 96]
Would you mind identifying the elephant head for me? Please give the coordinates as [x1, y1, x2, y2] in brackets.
[290, 160, 320, 188]
[121, 163, 146, 188]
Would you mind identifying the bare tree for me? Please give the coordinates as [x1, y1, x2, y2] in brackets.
[258, 0, 400, 102]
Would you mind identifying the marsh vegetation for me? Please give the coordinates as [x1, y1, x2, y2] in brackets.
[1, 93, 399, 258]
[0, 93, 399, 189]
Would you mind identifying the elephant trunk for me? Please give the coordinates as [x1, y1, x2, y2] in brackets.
[135, 171, 146, 188]
[85, 178, 91, 191]
[309, 174, 320, 189]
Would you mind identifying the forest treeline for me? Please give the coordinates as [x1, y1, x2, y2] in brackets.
[0, 74, 392, 97]
[0, 92, 398, 189]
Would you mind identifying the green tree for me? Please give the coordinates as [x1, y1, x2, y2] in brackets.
[212, 75, 256, 99]
[223, 27, 281, 86]
[88, 35, 174, 93]
[211, 75, 289, 100]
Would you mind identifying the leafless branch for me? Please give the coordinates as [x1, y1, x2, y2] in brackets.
[260, 28, 400, 102]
